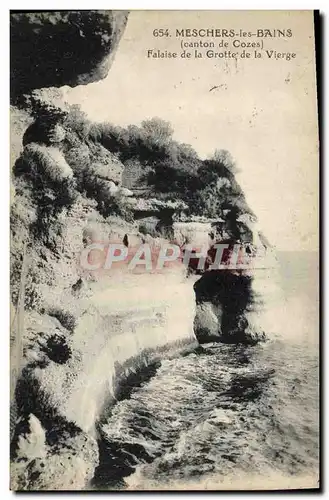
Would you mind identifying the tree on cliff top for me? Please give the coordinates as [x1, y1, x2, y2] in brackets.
[210, 149, 239, 174]
[141, 118, 174, 146]
[84, 108, 251, 218]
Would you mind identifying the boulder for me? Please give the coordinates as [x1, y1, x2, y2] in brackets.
[11, 414, 99, 491]
[194, 302, 221, 343]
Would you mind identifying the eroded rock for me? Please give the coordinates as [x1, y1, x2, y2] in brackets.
[11, 414, 98, 491]
[10, 11, 129, 100]
[194, 302, 221, 343]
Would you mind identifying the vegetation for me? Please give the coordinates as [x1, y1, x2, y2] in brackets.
[87, 111, 252, 220]
[12, 101, 253, 248]
[47, 307, 77, 333]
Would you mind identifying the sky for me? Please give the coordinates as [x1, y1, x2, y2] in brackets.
[64, 10, 319, 251]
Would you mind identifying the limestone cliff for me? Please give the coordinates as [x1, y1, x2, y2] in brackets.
[10, 11, 131, 490]
[10, 10, 273, 491]
[10, 11, 200, 491]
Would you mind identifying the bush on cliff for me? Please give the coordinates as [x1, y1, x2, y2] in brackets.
[47, 307, 77, 333]
[63, 144, 92, 176]
[13, 100, 254, 246]
[89, 117, 174, 165]
[80, 172, 133, 221]
[14, 144, 77, 216]
[15, 144, 73, 183]
[87, 111, 251, 220]
[12, 144, 80, 263]
[210, 149, 239, 174]
[63, 104, 91, 141]
[49, 103, 253, 223]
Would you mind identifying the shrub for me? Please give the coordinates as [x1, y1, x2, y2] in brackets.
[47, 308, 77, 333]
[15, 143, 73, 183]
[80, 173, 133, 221]
[23, 119, 66, 147]
[14, 144, 77, 218]
[88, 122, 124, 153]
[63, 144, 91, 176]
[45, 334, 72, 364]
[138, 220, 160, 238]
[141, 117, 174, 146]
[63, 104, 91, 140]
[210, 149, 239, 174]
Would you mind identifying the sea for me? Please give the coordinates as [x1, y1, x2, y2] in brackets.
[92, 251, 319, 491]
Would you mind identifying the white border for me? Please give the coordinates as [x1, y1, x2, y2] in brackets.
[4, 1, 329, 10]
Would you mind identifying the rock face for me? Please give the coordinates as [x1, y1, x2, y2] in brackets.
[194, 269, 269, 345]
[10, 99, 200, 492]
[173, 221, 212, 247]
[10, 10, 133, 491]
[10, 11, 129, 100]
[10, 8, 273, 491]
[21, 274, 197, 434]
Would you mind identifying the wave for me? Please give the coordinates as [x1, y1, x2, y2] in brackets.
[91, 252, 319, 490]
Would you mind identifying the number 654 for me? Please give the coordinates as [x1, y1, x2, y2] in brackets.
[153, 29, 170, 37]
